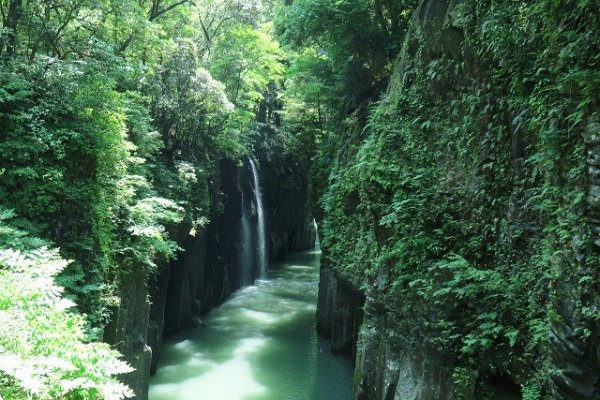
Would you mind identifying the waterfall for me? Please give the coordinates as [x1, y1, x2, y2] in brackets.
[249, 158, 267, 279]
[238, 186, 253, 286]
[313, 219, 320, 250]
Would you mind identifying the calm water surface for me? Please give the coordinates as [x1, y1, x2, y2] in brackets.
[148, 247, 354, 400]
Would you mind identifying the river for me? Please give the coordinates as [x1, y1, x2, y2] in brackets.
[148, 246, 354, 400]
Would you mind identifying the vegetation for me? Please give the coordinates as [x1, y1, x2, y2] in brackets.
[276, 0, 600, 397]
[0, 208, 132, 399]
[0, 0, 289, 398]
[1, 0, 599, 398]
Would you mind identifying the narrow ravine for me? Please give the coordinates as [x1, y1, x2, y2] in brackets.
[148, 244, 353, 400]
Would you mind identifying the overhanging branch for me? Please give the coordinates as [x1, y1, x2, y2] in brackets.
[150, 0, 193, 21]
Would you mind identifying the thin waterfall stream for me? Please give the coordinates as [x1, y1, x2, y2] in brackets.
[248, 158, 267, 279]
[148, 242, 353, 400]
[238, 190, 254, 286]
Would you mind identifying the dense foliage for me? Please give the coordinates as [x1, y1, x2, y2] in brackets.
[0, 0, 291, 397]
[276, 0, 600, 398]
[0, 208, 132, 399]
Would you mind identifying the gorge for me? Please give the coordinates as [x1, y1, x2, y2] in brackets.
[0, 0, 599, 399]
[148, 245, 353, 400]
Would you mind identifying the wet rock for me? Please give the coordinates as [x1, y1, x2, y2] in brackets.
[163, 228, 209, 334]
[148, 264, 169, 374]
[583, 121, 600, 145]
[147, 159, 247, 383]
[103, 264, 151, 399]
[586, 186, 600, 210]
[354, 314, 464, 400]
[588, 166, 600, 181]
[586, 150, 600, 167]
[316, 266, 365, 357]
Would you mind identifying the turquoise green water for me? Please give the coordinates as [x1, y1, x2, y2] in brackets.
[148, 248, 354, 400]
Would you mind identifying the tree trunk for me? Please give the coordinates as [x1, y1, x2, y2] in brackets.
[2, 0, 23, 58]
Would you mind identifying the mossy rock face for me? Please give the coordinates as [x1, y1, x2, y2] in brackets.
[315, 0, 600, 397]
[546, 119, 600, 399]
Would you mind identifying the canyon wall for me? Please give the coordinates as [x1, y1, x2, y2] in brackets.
[316, 0, 600, 398]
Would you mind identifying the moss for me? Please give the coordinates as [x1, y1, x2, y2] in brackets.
[315, 0, 599, 397]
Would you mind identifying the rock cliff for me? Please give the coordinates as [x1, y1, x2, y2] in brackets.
[316, 0, 600, 398]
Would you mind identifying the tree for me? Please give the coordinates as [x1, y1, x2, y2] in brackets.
[275, 0, 418, 113]
[0, 208, 133, 400]
[0, 0, 23, 57]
